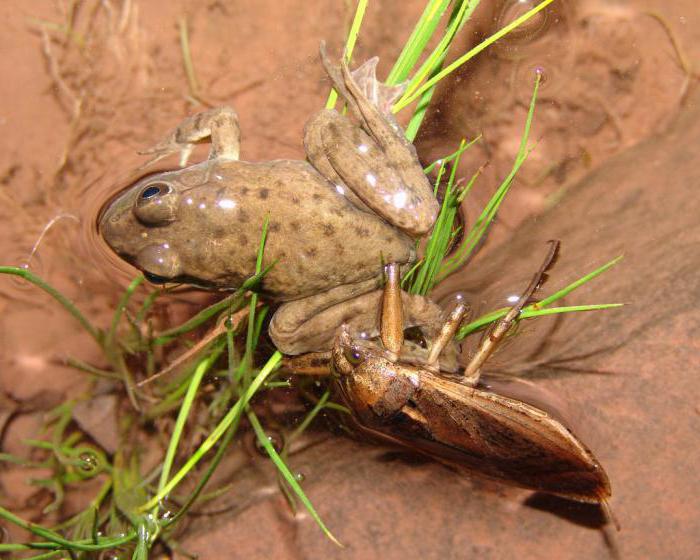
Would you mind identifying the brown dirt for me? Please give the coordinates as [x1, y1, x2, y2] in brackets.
[1, 1, 698, 558]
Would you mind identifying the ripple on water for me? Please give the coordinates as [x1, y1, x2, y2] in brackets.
[490, 0, 574, 66]
[495, 0, 554, 47]
[78, 172, 144, 291]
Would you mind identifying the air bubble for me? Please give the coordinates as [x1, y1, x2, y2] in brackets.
[6, 253, 44, 291]
[254, 430, 284, 456]
[79, 451, 99, 473]
[495, 0, 552, 47]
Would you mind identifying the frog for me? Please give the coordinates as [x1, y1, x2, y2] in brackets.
[99, 45, 445, 357]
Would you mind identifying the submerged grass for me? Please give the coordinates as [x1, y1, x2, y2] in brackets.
[0, 0, 625, 556]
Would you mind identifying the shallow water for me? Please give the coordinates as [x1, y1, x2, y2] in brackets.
[0, 0, 698, 558]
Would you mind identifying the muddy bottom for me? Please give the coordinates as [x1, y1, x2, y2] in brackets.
[1, 1, 698, 559]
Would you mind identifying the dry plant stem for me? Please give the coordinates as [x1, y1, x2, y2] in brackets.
[381, 263, 404, 356]
[39, 29, 80, 117]
[39, 27, 84, 195]
[137, 307, 250, 387]
[643, 11, 697, 104]
[462, 241, 560, 386]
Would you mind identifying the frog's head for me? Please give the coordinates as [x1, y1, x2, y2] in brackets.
[332, 327, 419, 420]
[99, 173, 191, 285]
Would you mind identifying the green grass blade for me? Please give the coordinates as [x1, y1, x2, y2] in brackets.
[139, 352, 282, 511]
[402, 0, 479, 139]
[394, 0, 556, 112]
[288, 390, 331, 444]
[152, 354, 215, 520]
[458, 304, 624, 339]
[326, 0, 369, 109]
[107, 275, 144, 348]
[521, 304, 624, 319]
[248, 410, 342, 547]
[246, 218, 270, 358]
[457, 256, 624, 339]
[134, 286, 168, 326]
[403, 86, 437, 142]
[438, 72, 541, 282]
[401, 0, 478, 99]
[423, 135, 481, 174]
[132, 521, 149, 560]
[152, 265, 270, 344]
[386, 0, 452, 84]
[0, 266, 101, 344]
[162, 403, 243, 529]
[410, 139, 469, 295]
[0, 504, 136, 552]
[537, 255, 624, 308]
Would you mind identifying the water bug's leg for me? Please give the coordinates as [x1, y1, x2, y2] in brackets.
[463, 240, 561, 386]
[381, 263, 404, 358]
[426, 302, 470, 371]
[283, 352, 333, 376]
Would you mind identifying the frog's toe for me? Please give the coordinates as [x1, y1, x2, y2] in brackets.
[138, 138, 195, 169]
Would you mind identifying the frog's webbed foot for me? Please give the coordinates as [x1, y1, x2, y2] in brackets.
[313, 43, 439, 236]
[349, 56, 406, 118]
[319, 43, 404, 132]
[139, 107, 241, 169]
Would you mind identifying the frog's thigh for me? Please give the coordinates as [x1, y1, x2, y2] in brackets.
[269, 277, 380, 355]
[269, 284, 451, 358]
[304, 110, 369, 211]
[315, 111, 435, 236]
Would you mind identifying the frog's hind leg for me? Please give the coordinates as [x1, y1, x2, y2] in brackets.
[313, 46, 438, 236]
[269, 277, 381, 355]
[303, 109, 371, 212]
[140, 107, 241, 168]
[318, 42, 404, 123]
[269, 275, 449, 358]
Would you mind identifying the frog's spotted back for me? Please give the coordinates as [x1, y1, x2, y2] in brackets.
[100, 46, 441, 356]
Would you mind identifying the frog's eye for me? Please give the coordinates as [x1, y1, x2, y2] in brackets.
[139, 182, 171, 201]
[343, 345, 364, 366]
[134, 181, 179, 225]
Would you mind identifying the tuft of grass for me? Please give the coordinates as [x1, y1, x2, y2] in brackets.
[435, 71, 542, 283]
[0, 223, 299, 556]
[393, 0, 556, 112]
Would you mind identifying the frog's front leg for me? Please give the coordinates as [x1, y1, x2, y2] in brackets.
[304, 48, 439, 236]
[140, 107, 241, 167]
